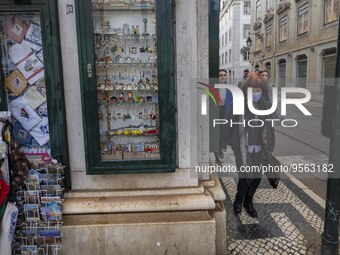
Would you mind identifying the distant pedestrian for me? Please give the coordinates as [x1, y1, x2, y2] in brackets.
[214, 69, 228, 164]
[258, 69, 282, 122]
[238, 69, 249, 88]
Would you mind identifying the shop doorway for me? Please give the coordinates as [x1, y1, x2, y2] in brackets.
[278, 59, 286, 88]
[0, 0, 70, 186]
[296, 54, 308, 88]
[321, 48, 336, 94]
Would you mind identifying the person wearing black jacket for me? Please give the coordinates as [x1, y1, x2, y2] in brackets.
[230, 72, 275, 218]
[214, 69, 228, 165]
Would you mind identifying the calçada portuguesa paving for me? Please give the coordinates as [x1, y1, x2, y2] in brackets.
[213, 152, 340, 255]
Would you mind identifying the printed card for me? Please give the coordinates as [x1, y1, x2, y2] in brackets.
[8, 41, 32, 64]
[24, 178, 40, 191]
[24, 21, 42, 51]
[29, 117, 50, 146]
[41, 196, 62, 205]
[40, 174, 62, 185]
[9, 97, 41, 131]
[5, 69, 28, 96]
[40, 185, 62, 197]
[4, 16, 28, 43]
[23, 85, 46, 110]
[23, 204, 40, 221]
[21, 245, 38, 255]
[40, 203, 62, 221]
[37, 229, 62, 245]
[16, 52, 44, 85]
[12, 121, 33, 146]
[23, 190, 40, 204]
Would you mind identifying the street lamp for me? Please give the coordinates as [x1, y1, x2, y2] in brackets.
[245, 33, 263, 62]
[245, 37, 252, 61]
[246, 37, 252, 47]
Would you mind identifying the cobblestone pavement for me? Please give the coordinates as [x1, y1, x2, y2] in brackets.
[213, 153, 340, 255]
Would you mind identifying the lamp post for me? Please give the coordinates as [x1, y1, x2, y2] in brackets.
[245, 37, 252, 61]
[321, 17, 340, 255]
[246, 37, 252, 47]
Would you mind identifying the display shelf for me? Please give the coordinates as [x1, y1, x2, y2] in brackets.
[101, 152, 160, 161]
[95, 62, 156, 66]
[92, 0, 160, 161]
[100, 101, 158, 106]
[109, 134, 159, 137]
[93, 32, 156, 38]
[93, 4, 155, 12]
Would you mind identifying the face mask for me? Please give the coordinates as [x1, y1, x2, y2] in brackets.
[252, 92, 262, 102]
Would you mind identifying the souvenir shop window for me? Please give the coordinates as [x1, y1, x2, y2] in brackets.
[0, 1, 70, 186]
[76, 0, 176, 174]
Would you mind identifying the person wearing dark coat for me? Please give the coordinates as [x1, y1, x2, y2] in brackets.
[229, 72, 275, 218]
[214, 69, 228, 165]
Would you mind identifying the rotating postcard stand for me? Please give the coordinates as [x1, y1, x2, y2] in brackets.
[13, 164, 64, 255]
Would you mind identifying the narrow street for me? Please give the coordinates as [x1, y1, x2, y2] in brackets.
[275, 101, 330, 200]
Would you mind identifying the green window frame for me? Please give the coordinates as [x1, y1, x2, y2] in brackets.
[75, 0, 176, 174]
[0, 0, 70, 186]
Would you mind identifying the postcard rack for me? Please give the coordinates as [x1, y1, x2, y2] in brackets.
[12, 162, 64, 255]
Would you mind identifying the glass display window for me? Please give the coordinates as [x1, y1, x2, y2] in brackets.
[77, 0, 175, 173]
[93, 0, 160, 161]
[0, 1, 70, 185]
[0, 12, 50, 157]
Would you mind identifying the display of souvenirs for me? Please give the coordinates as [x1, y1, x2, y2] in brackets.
[93, 0, 159, 160]
[94, 0, 154, 8]
[0, 13, 51, 162]
[0, 15, 60, 253]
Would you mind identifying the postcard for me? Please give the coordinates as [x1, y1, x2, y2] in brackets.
[28, 169, 43, 180]
[40, 174, 62, 185]
[24, 190, 40, 204]
[23, 204, 40, 222]
[40, 196, 62, 205]
[37, 229, 61, 245]
[24, 178, 40, 191]
[21, 245, 38, 255]
[40, 203, 62, 221]
[40, 185, 62, 197]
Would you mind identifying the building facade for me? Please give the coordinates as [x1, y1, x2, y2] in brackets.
[250, 0, 338, 101]
[219, 0, 252, 84]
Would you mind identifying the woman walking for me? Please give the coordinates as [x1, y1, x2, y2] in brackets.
[233, 72, 275, 218]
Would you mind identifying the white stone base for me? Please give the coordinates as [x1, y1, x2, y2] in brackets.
[210, 201, 227, 255]
[61, 211, 216, 255]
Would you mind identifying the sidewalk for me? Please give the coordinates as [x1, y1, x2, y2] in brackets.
[211, 152, 340, 255]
